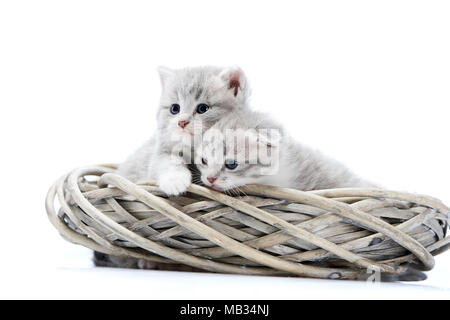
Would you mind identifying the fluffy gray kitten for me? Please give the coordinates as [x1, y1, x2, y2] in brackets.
[195, 108, 374, 192]
[117, 65, 250, 193]
[194, 110, 427, 281]
[94, 65, 251, 270]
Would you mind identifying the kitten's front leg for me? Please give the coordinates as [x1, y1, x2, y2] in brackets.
[158, 165, 191, 196]
[156, 153, 192, 196]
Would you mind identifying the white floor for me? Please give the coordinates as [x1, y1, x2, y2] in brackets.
[2, 237, 449, 300]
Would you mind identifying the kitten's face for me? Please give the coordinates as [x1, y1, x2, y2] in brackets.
[156, 66, 249, 146]
[195, 128, 279, 191]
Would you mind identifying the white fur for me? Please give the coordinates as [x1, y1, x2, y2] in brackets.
[196, 109, 375, 192]
[117, 66, 251, 195]
[158, 166, 192, 196]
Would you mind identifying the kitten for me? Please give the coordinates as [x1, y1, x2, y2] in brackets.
[195, 108, 374, 192]
[195, 110, 428, 281]
[94, 66, 251, 270]
[99, 91, 425, 280]
[117, 65, 250, 193]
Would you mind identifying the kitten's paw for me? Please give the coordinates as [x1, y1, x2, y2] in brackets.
[158, 168, 191, 196]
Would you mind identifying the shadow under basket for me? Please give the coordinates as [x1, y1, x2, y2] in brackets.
[46, 164, 450, 280]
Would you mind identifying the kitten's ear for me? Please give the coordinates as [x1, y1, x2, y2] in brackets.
[157, 66, 175, 88]
[219, 66, 249, 99]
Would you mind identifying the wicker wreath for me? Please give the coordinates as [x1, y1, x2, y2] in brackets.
[45, 164, 450, 280]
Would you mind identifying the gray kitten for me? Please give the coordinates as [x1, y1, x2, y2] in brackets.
[94, 65, 250, 270]
[117, 65, 250, 193]
[195, 108, 374, 192]
[195, 110, 426, 281]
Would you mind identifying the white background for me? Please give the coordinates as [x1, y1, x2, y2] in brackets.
[0, 0, 449, 299]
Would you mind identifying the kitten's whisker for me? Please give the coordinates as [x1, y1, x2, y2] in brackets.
[236, 186, 247, 197]
[228, 189, 236, 198]
[228, 185, 238, 197]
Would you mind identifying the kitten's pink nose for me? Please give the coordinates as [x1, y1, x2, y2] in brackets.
[178, 120, 190, 129]
[207, 176, 217, 184]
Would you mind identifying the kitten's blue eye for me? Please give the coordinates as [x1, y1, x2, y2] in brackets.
[201, 158, 208, 165]
[196, 103, 209, 114]
[225, 160, 238, 170]
[170, 104, 180, 114]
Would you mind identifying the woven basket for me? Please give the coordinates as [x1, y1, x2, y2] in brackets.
[46, 164, 450, 279]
